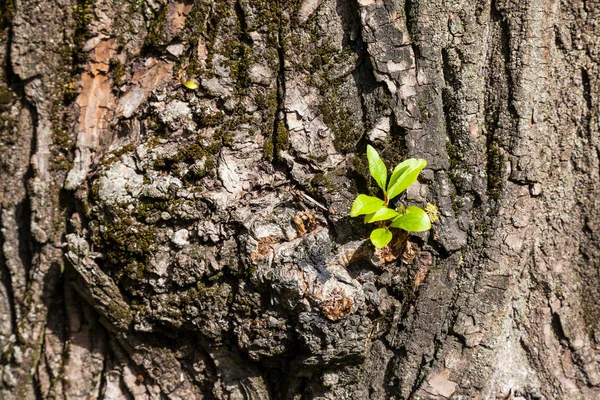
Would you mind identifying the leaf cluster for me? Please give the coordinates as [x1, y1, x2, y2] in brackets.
[351, 145, 432, 248]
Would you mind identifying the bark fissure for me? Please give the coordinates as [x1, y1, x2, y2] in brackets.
[272, 0, 288, 166]
[483, 2, 511, 206]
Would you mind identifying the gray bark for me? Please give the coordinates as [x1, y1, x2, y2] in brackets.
[1, 0, 599, 398]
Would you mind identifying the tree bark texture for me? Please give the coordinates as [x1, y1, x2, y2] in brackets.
[1, 0, 599, 398]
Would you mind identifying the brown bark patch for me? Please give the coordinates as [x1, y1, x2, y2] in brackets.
[293, 211, 322, 237]
[167, 0, 194, 35]
[65, 39, 118, 189]
[250, 235, 278, 261]
[115, 58, 174, 119]
[423, 369, 457, 398]
[320, 288, 354, 321]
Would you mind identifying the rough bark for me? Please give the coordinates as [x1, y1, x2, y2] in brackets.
[1, 0, 599, 398]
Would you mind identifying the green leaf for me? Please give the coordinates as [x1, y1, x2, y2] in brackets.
[390, 206, 432, 232]
[350, 194, 385, 217]
[364, 207, 399, 223]
[367, 145, 388, 192]
[387, 158, 427, 201]
[388, 159, 417, 191]
[370, 228, 393, 248]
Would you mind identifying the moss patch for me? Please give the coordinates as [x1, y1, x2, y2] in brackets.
[0, 0, 13, 31]
[486, 140, 503, 200]
[152, 130, 231, 184]
[109, 58, 126, 86]
[145, 5, 169, 48]
[73, 0, 94, 67]
[273, 119, 289, 160]
[50, 96, 76, 173]
[320, 90, 362, 154]
[88, 206, 157, 282]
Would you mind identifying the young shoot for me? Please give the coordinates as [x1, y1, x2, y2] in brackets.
[350, 145, 433, 248]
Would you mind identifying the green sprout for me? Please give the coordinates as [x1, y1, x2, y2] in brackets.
[351, 145, 432, 248]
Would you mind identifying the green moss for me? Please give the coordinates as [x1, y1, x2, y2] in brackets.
[351, 155, 369, 182]
[208, 271, 224, 282]
[153, 137, 221, 183]
[145, 5, 169, 48]
[223, 37, 252, 90]
[272, 119, 289, 161]
[147, 109, 231, 177]
[255, 89, 280, 160]
[319, 44, 353, 69]
[319, 91, 362, 154]
[486, 141, 503, 201]
[112, 143, 136, 159]
[86, 198, 157, 282]
[307, 154, 328, 163]
[198, 108, 225, 127]
[246, 0, 281, 32]
[418, 100, 430, 121]
[445, 140, 461, 164]
[409, 32, 421, 45]
[134, 198, 169, 221]
[263, 139, 274, 160]
[145, 116, 170, 139]
[445, 139, 465, 185]
[0, 341, 14, 363]
[50, 101, 75, 172]
[255, 90, 278, 111]
[196, 281, 207, 295]
[106, 301, 133, 324]
[0, 86, 11, 105]
[450, 187, 460, 215]
[184, 1, 232, 79]
[0, 109, 17, 172]
[103, 216, 155, 262]
[0, 0, 13, 31]
[73, 0, 94, 67]
[75, 0, 94, 29]
[109, 58, 126, 86]
[310, 173, 336, 192]
[444, 140, 465, 214]
[377, 126, 408, 170]
[349, 155, 370, 195]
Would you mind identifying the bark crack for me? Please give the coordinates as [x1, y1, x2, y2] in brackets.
[271, 0, 287, 166]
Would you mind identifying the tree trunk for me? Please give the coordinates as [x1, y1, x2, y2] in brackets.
[1, 0, 599, 398]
